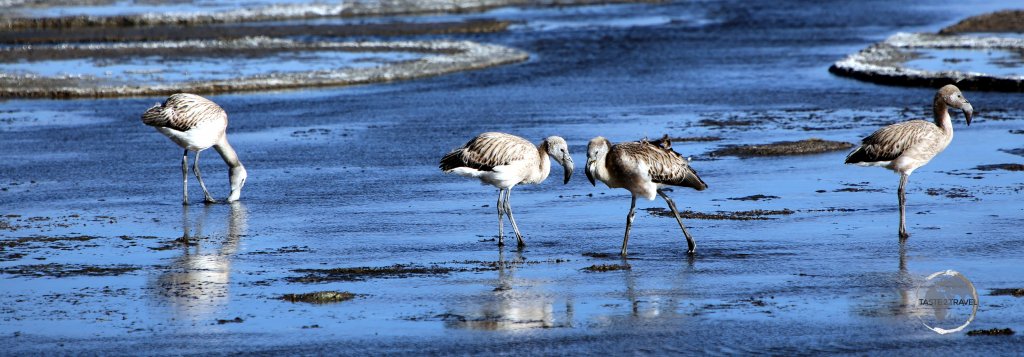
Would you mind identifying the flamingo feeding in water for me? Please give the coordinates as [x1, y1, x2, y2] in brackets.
[141, 93, 247, 204]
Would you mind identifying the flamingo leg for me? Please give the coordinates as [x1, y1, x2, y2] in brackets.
[621, 194, 637, 256]
[496, 188, 505, 246]
[898, 174, 909, 240]
[181, 150, 189, 205]
[192, 150, 217, 204]
[658, 189, 697, 255]
[503, 188, 525, 247]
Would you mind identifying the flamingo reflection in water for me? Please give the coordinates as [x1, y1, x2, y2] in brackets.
[443, 249, 573, 330]
[149, 202, 248, 320]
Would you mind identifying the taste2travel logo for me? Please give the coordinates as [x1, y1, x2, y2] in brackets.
[913, 270, 979, 334]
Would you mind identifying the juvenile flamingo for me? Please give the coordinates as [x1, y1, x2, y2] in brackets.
[845, 84, 974, 239]
[142, 93, 247, 204]
[586, 135, 707, 255]
[440, 132, 574, 247]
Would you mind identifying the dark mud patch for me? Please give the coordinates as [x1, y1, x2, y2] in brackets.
[581, 264, 631, 272]
[288, 264, 474, 283]
[709, 139, 853, 158]
[645, 208, 794, 220]
[925, 187, 976, 199]
[699, 118, 756, 127]
[245, 245, 312, 255]
[290, 128, 350, 139]
[966, 328, 1015, 336]
[428, 312, 569, 329]
[803, 207, 867, 213]
[1, 252, 26, 261]
[974, 164, 1024, 172]
[582, 252, 617, 259]
[665, 136, 723, 142]
[281, 291, 356, 304]
[0, 234, 97, 248]
[833, 187, 885, 193]
[940, 10, 1024, 34]
[990, 288, 1024, 297]
[0, 19, 512, 45]
[216, 317, 244, 325]
[0, 263, 140, 278]
[1000, 148, 1024, 157]
[728, 194, 780, 201]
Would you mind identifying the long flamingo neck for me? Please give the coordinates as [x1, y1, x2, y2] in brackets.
[932, 96, 952, 131]
[214, 136, 242, 169]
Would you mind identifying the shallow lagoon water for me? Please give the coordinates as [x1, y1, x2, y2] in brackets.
[904, 48, 1024, 78]
[1, 0, 1023, 354]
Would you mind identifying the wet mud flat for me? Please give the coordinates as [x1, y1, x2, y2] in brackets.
[940, 10, 1024, 34]
[0, 0, 658, 29]
[708, 138, 853, 158]
[2, 0, 1024, 355]
[2, 0, 628, 98]
[0, 39, 528, 98]
[831, 10, 1024, 91]
[0, 19, 514, 45]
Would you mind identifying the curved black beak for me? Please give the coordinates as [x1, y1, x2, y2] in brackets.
[963, 102, 973, 126]
[562, 155, 574, 185]
[585, 159, 596, 186]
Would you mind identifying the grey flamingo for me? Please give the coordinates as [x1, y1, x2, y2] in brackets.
[845, 84, 973, 239]
[585, 135, 707, 255]
[440, 132, 574, 247]
[142, 93, 247, 204]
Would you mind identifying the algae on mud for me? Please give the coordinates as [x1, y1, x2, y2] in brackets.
[709, 138, 853, 157]
[989, 288, 1024, 297]
[940, 10, 1024, 34]
[281, 291, 357, 304]
[0, 263, 140, 278]
[974, 163, 1024, 171]
[966, 328, 1015, 336]
[644, 207, 795, 220]
[581, 263, 631, 272]
[288, 264, 467, 283]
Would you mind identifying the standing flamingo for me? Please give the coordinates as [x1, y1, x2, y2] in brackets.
[440, 132, 574, 247]
[845, 84, 974, 239]
[586, 135, 707, 255]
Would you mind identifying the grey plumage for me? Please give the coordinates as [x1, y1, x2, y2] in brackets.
[611, 138, 707, 190]
[440, 132, 574, 247]
[142, 93, 227, 132]
[142, 93, 247, 205]
[586, 136, 706, 255]
[844, 84, 974, 239]
[440, 132, 536, 173]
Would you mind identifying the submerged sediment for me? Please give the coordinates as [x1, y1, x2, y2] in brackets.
[0, 38, 529, 98]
